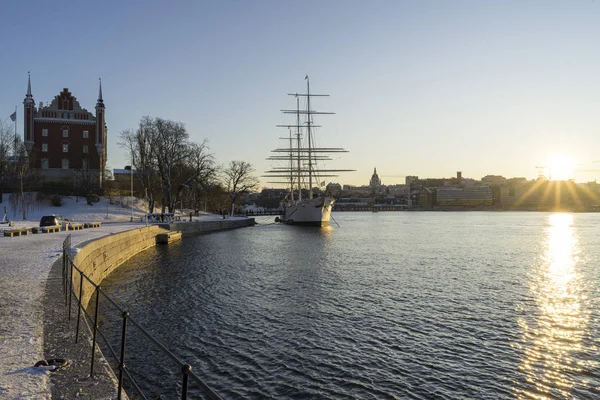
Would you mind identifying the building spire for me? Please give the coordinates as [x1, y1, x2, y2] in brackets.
[27, 71, 32, 97]
[96, 78, 104, 108]
[24, 71, 34, 104]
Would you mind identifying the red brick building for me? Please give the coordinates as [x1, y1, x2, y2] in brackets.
[23, 74, 107, 187]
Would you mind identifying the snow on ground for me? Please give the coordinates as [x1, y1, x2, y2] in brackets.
[0, 194, 225, 398]
[1, 193, 170, 228]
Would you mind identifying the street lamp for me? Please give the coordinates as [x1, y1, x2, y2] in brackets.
[181, 183, 190, 215]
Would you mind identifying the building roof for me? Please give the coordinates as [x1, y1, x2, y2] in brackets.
[113, 168, 138, 175]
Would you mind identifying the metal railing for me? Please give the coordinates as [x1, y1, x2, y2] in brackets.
[62, 235, 222, 400]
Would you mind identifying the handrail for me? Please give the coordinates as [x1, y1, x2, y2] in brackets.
[62, 235, 222, 400]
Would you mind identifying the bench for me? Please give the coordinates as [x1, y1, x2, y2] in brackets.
[41, 226, 61, 233]
[83, 222, 102, 228]
[4, 228, 31, 237]
[69, 223, 84, 231]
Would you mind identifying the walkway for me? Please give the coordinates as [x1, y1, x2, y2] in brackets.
[0, 222, 142, 399]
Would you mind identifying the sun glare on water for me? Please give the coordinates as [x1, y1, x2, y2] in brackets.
[547, 153, 576, 181]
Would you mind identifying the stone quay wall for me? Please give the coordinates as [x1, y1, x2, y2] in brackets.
[158, 217, 256, 237]
[70, 218, 255, 309]
[72, 225, 166, 309]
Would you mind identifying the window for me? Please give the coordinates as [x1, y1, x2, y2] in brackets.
[83, 144, 88, 154]
[42, 129, 48, 137]
[82, 159, 88, 169]
[62, 129, 68, 138]
[42, 143, 48, 152]
[41, 158, 49, 169]
[61, 158, 69, 169]
[62, 144, 68, 153]
[83, 130, 89, 139]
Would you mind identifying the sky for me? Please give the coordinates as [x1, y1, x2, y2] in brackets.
[2, 0, 600, 187]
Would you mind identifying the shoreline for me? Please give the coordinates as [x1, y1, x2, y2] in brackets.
[0, 215, 254, 399]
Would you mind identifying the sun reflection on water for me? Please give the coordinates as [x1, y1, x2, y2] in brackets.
[515, 213, 592, 399]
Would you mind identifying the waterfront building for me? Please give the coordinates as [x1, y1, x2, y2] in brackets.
[23, 74, 107, 187]
[386, 184, 409, 196]
[436, 186, 493, 207]
[326, 182, 342, 196]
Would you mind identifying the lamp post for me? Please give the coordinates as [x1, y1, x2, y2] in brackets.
[181, 183, 189, 214]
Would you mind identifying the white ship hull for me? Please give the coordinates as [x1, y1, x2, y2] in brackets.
[281, 196, 334, 226]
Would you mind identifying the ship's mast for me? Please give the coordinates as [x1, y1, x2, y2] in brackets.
[263, 77, 354, 189]
[296, 96, 302, 201]
[306, 76, 313, 199]
[288, 127, 294, 201]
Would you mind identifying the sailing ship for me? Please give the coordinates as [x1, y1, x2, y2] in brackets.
[263, 76, 353, 226]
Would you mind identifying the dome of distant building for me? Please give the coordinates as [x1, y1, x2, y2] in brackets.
[370, 167, 381, 187]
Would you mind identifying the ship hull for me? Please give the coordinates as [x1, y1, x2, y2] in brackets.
[282, 197, 334, 227]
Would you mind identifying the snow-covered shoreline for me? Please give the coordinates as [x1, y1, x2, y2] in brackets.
[0, 195, 227, 398]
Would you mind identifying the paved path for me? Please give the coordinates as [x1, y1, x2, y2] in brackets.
[0, 222, 143, 399]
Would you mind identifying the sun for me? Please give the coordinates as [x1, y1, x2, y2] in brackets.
[547, 153, 576, 181]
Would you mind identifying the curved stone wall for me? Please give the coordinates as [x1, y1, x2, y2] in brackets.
[70, 218, 255, 308]
[72, 225, 166, 309]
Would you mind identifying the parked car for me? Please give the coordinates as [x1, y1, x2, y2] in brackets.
[39, 214, 71, 230]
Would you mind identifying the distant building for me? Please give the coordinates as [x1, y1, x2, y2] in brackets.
[23, 74, 107, 186]
[112, 166, 142, 195]
[386, 184, 409, 196]
[436, 186, 493, 207]
[482, 175, 507, 185]
[369, 167, 382, 187]
[405, 175, 419, 187]
[113, 167, 137, 183]
[326, 182, 342, 196]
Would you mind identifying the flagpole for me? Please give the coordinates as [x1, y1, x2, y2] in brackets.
[13, 106, 17, 157]
[14, 106, 17, 144]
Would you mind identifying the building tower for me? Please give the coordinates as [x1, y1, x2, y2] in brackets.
[95, 78, 106, 184]
[369, 167, 382, 187]
[23, 72, 35, 151]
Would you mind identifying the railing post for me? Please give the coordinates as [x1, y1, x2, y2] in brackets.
[90, 286, 101, 378]
[62, 244, 66, 298]
[117, 311, 129, 400]
[68, 262, 74, 320]
[75, 272, 84, 343]
[181, 364, 192, 400]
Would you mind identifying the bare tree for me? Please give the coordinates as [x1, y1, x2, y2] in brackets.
[0, 120, 14, 200]
[119, 118, 159, 213]
[13, 138, 31, 219]
[172, 140, 218, 213]
[223, 160, 259, 216]
[74, 156, 99, 201]
[120, 117, 219, 214]
[151, 118, 190, 212]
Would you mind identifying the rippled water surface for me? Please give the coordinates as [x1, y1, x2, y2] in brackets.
[99, 212, 600, 399]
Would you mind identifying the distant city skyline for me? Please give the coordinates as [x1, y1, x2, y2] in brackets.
[2, 1, 600, 187]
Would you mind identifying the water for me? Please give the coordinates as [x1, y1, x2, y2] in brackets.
[99, 212, 600, 399]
